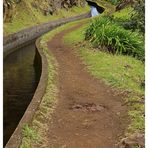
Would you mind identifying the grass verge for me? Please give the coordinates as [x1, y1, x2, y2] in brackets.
[20, 29, 59, 148]
[85, 16, 144, 61]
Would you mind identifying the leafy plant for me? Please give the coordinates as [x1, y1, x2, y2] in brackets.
[22, 124, 39, 141]
[85, 17, 144, 61]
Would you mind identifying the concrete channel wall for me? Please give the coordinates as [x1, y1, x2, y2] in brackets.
[4, 12, 90, 57]
[5, 13, 90, 148]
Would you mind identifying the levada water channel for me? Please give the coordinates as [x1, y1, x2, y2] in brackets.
[4, 42, 41, 146]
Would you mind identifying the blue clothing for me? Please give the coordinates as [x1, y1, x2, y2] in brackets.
[91, 6, 99, 17]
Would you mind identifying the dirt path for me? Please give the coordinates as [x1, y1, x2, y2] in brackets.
[46, 24, 128, 148]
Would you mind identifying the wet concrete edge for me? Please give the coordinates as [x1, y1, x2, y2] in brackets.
[5, 38, 48, 148]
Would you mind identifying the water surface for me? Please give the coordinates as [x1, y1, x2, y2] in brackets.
[4, 43, 40, 145]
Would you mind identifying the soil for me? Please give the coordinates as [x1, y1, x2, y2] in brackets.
[46, 24, 129, 148]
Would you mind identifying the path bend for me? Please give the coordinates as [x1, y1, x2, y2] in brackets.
[45, 24, 128, 148]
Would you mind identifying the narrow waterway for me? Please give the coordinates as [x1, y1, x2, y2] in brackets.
[4, 42, 41, 146]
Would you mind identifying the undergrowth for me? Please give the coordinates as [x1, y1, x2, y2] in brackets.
[20, 124, 40, 148]
[113, 6, 133, 21]
[85, 16, 144, 61]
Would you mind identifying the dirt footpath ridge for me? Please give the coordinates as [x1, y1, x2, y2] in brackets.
[45, 24, 128, 148]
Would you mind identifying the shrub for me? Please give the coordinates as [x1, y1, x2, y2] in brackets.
[85, 17, 144, 61]
[130, 0, 145, 34]
[114, 0, 145, 34]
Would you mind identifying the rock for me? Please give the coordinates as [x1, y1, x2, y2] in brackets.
[3, 0, 14, 22]
[3, 0, 86, 22]
[118, 133, 145, 148]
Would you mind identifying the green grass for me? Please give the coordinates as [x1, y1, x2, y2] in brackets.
[85, 16, 144, 61]
[4, 0, 89, 35]
[22, 124, 39, 141]
[113, 6, 133, 21]
[20, 124, 40, 148]
[63, 22, 144, 133]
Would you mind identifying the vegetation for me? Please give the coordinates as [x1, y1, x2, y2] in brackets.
[113, 5, 133, 21]
[85, 16, 144, 61]
[128, 0, 145, 34]
[22, 124, 39, 141]
[20, 124, 39, 148]
[3, 0, 115, 35]
[113, 0, 145, 34]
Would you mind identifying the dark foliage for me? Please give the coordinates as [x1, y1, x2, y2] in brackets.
[124, 0, 145, 34]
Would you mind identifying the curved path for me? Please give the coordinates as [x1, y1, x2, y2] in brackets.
[45, 24, 128, 148]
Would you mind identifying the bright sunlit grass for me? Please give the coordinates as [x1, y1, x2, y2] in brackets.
[113, 6, 133, 21]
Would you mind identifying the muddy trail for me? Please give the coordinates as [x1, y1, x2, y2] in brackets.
[46, 24, 128, 148]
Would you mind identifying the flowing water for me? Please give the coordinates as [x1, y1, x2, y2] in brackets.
[4, 43, 41, 146]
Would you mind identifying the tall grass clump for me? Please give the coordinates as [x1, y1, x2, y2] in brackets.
[85, 17, 144, 61]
